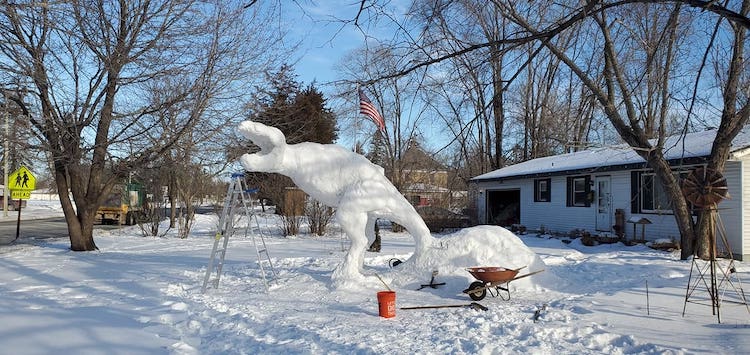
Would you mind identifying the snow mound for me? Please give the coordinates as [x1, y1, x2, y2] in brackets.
[386, 225, 557, 295]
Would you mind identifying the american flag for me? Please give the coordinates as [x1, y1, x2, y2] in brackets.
[359, 89, 385, 132]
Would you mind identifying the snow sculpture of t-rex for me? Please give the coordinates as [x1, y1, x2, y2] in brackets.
[238, 120, 436, 283]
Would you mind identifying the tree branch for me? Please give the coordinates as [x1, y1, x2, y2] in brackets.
[366, 0, 749, 83]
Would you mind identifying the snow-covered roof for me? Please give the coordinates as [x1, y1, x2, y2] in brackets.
[403, 183, 449, 193]
[472, 128, 750, 181]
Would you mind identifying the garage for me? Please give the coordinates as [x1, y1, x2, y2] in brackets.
[486, 189, 520, 227]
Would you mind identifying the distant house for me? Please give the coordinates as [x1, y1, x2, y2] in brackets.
[470, 128, 750, 261]
[398, 140, 450, 207]
[392, 141, 470, 232]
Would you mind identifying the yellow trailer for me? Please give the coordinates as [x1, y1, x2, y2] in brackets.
[96, 183, 144, 225]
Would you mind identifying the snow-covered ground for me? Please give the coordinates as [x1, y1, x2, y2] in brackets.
[0, 197, 65, 221]
[1, 199, 749, 354]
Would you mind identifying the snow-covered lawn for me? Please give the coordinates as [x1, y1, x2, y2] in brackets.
[1, 201, 748, 354]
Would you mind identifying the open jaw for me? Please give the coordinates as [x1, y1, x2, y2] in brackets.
[238, 121, 285, 153]
[238, 121, 287, 173]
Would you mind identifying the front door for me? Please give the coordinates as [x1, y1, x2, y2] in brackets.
[595, 176, 612, 231]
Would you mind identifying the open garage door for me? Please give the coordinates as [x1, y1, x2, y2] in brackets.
[486, 189, 520, 227]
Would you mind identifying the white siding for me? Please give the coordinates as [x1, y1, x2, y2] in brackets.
[520, 172, 685, 239]
[474, 165, 747, 260]
[473, 170, 732, 247]
[521, 176, 592, 233]
[718, 161, 743, 258]
[741, 160, 750, 260]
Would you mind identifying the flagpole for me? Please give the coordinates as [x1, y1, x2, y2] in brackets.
[358, 86, 393, 169]
[355, 84, 360, 153]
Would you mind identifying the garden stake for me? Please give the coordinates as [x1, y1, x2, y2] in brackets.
[646, 280, 650, 315]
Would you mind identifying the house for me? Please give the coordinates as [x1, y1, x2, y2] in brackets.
[470, 128, 750, 261]
[397, 140, 450, 207]
[391, 140, 470, 232]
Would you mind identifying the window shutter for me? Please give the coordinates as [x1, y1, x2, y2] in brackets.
[566, 177, 572, 207]
[584, 175, 592, 207]
[631, 171, 641, 213]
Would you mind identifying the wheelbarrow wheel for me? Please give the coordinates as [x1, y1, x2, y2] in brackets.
[467, 281, 486, 301]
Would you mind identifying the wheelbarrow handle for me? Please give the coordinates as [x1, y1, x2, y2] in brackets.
[512, 269, 545, 281]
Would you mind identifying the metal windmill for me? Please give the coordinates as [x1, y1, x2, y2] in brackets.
[681, 167, 748, 323]
[681, 167, 729, 208]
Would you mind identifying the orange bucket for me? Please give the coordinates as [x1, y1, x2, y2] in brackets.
[377, 291, 396, 318]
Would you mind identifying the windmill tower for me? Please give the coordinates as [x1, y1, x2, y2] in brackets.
[681, 167, 748, 323]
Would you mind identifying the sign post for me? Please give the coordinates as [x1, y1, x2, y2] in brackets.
[8, 166, 36, 241]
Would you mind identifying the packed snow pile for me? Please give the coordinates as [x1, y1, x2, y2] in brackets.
[387, 225, 553, 294]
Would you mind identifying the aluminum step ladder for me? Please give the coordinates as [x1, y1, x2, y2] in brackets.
[201, 173, 277, 293]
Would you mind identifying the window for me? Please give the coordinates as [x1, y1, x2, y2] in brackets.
[631, 170, 692, 213]
[566, 176, 591, 207]
[641, 173, 670, 212]
[534, 178, 551, 202]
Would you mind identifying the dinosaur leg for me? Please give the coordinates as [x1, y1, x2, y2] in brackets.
[365, 213, 376, 243]
[331, 207, 369, 283]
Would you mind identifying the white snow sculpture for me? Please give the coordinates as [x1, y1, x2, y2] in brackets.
[238, 120, 436, 283]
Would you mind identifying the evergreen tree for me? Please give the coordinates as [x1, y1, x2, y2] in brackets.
[365, 130, 388, 167]
[244, 66, 337, 215]
[290, 84, 338, 144]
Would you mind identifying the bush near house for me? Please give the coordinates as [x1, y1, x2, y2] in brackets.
[416, 206, 470, 232]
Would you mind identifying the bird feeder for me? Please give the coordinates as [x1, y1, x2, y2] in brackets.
[627, 217, 652, 242]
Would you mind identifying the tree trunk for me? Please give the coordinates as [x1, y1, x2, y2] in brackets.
[490, 42, 505, 169]
[368, 221, 381, 252]
[55, 167, 98, 251]
[692, 209, 717, 260]
[692, 1, 750, 259]
[169, 181, 177, 229]
[646, 151, 696, 260]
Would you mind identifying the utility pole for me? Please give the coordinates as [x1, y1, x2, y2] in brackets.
[3, 90, 9, 217]
[2, 86, 31, 217]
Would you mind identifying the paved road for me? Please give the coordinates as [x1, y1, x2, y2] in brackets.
[0, 217, 126, 242]
[1, 207, 216, 243]
[0, 217, 70, 241]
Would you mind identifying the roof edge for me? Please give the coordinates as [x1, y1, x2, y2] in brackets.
[470, 156, 709, 183]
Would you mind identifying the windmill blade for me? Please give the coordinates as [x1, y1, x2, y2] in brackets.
[682, 167, 728, 206]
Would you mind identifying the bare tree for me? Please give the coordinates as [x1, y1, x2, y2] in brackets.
[410, 0, 601, 171]
[494, 0, 748, 259]
[337, 45, 426, 189]
[0, 1, 284, 250]
[306, 199, 335, 236]
[352, 0, 749, 259]
[409, 0, 510, 173]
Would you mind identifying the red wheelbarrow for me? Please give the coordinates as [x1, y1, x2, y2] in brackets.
[462, 266, 544, 301]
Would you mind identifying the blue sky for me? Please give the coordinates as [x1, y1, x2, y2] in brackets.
[278, 1, 449, 152]
[284, 2, 365, 87]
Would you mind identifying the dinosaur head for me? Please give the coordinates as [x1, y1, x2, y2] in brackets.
[238, 120, 287, 173]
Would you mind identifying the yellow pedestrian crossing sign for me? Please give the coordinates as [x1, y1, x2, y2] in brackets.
[8, 166, 36, 194]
